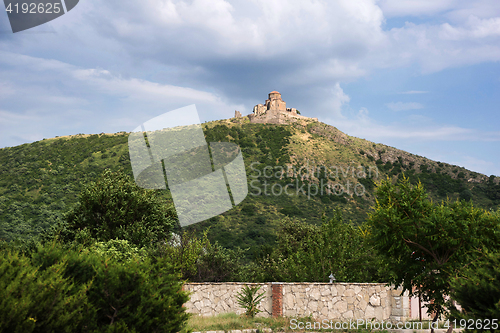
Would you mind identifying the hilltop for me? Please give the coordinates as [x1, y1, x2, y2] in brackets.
[0, 117, 499, 257]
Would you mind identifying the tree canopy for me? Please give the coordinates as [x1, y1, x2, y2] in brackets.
[247, 210, 389, 283]
[367, 176, 500, 324]
[45, 169, 177, 248]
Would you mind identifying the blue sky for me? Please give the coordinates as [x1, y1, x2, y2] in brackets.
[0, 0, 499, 176]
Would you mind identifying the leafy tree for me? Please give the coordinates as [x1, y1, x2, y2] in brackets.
[449, 249, 500, 332]
[249, 211, 388, 283]
[367, 176, 500, 330]
[156, 229, 243, 282]
[44, 169, 176, 248]
[90, 239, 147, 263]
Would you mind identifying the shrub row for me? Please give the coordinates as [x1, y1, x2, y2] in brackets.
[0, 242, 189, 333]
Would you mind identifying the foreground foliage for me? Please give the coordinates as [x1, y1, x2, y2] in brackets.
[449, 250, 500, 332]
[367, 176, 500, 326]
[0, 242, 190, 333]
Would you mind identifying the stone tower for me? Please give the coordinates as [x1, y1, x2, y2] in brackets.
[266, 91, 286, 112]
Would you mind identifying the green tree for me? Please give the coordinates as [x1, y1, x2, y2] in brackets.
[367, 176, 500, 330]
[249, 211, 388, 283]
[44, 169, 176, 248]
[156, 229, 243, 282]
[449, 249, 500, 332]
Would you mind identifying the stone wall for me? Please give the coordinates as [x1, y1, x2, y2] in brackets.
[183, 283, 273, 318]
[183, 282, 410, 321]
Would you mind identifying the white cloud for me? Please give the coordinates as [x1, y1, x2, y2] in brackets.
[378, 0, 456, 17]
[439, 16, 500, 40]
[0, 52, 244, 148]
[386, 101, 424, 111]
[325, 107, 500, 142]
[376, 16, 500, 73]
[320, 83, 351, 118]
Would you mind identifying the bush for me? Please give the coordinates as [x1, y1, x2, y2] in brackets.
[449, 250, 500, 330]
[157, 230, 243, 282]
[459, 189, 473, 202]
[280, 205, 303, 217]
[90, 239, 147, 263]
[0, 248, 89, 333]
[0, 242, 190, 333]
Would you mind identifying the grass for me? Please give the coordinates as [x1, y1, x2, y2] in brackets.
[182, 312, 289, 332]
[182, 313, 456, 333]
[181, 313, 401, 333]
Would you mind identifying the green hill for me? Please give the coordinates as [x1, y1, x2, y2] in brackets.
[1, 119, 499, 257]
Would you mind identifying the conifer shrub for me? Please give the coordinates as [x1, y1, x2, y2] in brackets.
[0, 242, 190, 333]
[0, 247, 89, 333]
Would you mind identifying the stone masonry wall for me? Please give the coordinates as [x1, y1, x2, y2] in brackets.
[183, 283, 273, 318]
[183, 282, 409, 321]
[282, 283, 394, 320]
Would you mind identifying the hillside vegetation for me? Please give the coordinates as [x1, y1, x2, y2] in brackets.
[1, 119, 499, 257]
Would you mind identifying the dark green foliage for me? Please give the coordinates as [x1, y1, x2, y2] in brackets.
[1, 122, 499, 265]
[86, 256, 188, 333]
[330, 194, 348, 203]
[255, 216, 266, 224]
[247, 211, 388, 283]
[280, 205, 303, 217]
[357, 177, 375, 191]
[0, 242, 190, 333]
[449, 249, 500, 331]
[0, 133, 131, 241]
[0, 247, 89, 333]
[254, 126, 292, 165]
[485, 176, 500, 201]
[44, 169, 176, 248]
[156, 229, 244, 282]
[367, 177, 500, 322]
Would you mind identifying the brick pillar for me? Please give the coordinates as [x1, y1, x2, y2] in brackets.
[271, 282, 283, 318]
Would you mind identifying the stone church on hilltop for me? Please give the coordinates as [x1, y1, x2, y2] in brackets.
[234, 91, 317, 124]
